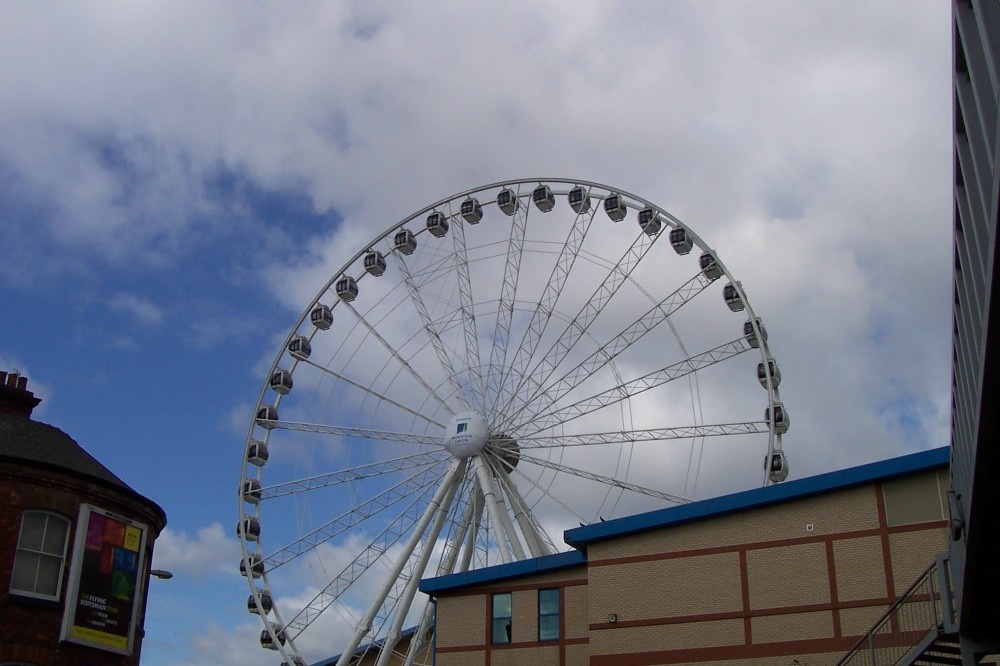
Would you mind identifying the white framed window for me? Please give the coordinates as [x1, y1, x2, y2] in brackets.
[10, 511, 71, 601]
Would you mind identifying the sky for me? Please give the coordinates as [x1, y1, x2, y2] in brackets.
[0, 2, 954, 665]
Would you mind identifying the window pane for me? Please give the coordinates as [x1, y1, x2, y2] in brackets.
[492, 618, 511, 644]
[539, 614, 559, 641]
[35, 554, 61, 596]
[492, 592, 511, 617]
[11, 551, 40, 592]
[42, 516, 68, 555]
[539, 589, 559, 614]
[18, 514, 46, 551]
[492, 592, 512, 644]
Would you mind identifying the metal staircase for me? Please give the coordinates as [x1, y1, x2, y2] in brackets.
[838, 553, 963, 666]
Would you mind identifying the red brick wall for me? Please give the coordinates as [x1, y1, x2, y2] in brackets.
[0, 461, 164, 666]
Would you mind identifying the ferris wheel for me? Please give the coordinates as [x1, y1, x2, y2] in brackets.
[237, 178, 788, 666]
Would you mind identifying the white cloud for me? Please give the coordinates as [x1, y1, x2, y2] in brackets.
[152, 523, 241, 579]
[110, 292, 164, 327]
[171, 621, 270, 666]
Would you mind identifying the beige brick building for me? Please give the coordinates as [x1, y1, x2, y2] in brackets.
[420, 447, 949, 666]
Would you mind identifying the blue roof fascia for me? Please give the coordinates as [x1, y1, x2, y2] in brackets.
[420, 549, 586, 596]
[564, 446, 949, 549]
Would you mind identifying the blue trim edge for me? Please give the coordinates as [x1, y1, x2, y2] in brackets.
[420, 549, 586, 596]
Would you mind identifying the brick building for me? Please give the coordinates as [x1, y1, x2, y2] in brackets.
[0, 372, 167, 665]
[421, 447, 949, 666]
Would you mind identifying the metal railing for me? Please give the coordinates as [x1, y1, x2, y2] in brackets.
[838, 553, 957, 666]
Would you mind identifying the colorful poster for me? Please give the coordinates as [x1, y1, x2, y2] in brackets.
[61, 504, 148, 655]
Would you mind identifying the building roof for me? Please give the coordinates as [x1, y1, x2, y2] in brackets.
[421, 447, 949, 596]
[0, 412, 166, 524]
[420, 549, 586, 596]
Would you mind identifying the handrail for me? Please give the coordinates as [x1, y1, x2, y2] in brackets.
[837, 553, 956, 665]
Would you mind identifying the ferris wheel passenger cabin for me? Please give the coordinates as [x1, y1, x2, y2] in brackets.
[269, 368, 293, 394]
[603, 192, 627, 221]
[246, 440, 269, 467]
[669, 227, 693, 254]
[248, 589, 273, 615]
[427, 211, 449, 237]
[568, 186, 591, 214]
[255, 405, 278, 429]
[723, 282, 745, 312]
[699, 252, 722, 280]
[336, 276, 359, 302]
[765, 403, 789, 435]
[497, 188, 519, 215]
[757, 359, 781, 389]
[310, 304, 333, 330]
[766, 451, 789, 482]
[364, 250, 386, 276]
[533, 184, 555, 212]
[241, 478, 262, 504]
[744, 317, 767, 348]
[394, 229, 417, 255]
[240, 553, 264, 579]
[287, 335, 312, 360]
[461, 197, 483, 223]
[638, 208, 662, 236]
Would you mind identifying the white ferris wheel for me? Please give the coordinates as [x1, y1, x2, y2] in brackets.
[237, 178, 789, 666]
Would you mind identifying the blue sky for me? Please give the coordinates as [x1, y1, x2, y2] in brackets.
[0, 2, 953, 664]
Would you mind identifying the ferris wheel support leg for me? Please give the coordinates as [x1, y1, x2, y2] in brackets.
[497, 472, 551, 557]
[472, 455, 525, 562]
[446, 488, 479, 576]
[335, 459, 466, 666]
[459, 488, 485, 573]
[376, 458, 466, 666]
[404, 488, 481, 666]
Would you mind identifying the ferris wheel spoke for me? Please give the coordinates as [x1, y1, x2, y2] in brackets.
[283, 474, 442, 638]
[490, 197, 598, 420]
[483, 191, 528, 414]
[258, 450, 448, 499]
[509, 464, 589, 525]
[517, 451, 690, 505]
[497, 227, 663, 430]
[392, 251, 473, 412]
[267, 421, 444, 448]
[449, 212, 486, 410]
[506, 271, 714, 432]
[297, 357, 446, 429]
[516, 421, 769, 450]
[263, 460, 447, 571]
[519, 337, 754, 437]
[409, 251, 455, 289]
[340, 301, 455, 414]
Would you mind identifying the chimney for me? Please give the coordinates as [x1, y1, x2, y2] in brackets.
[0, 371, 42, 418]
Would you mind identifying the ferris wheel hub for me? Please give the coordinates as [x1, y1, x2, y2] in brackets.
[443, 411, 489, 458]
